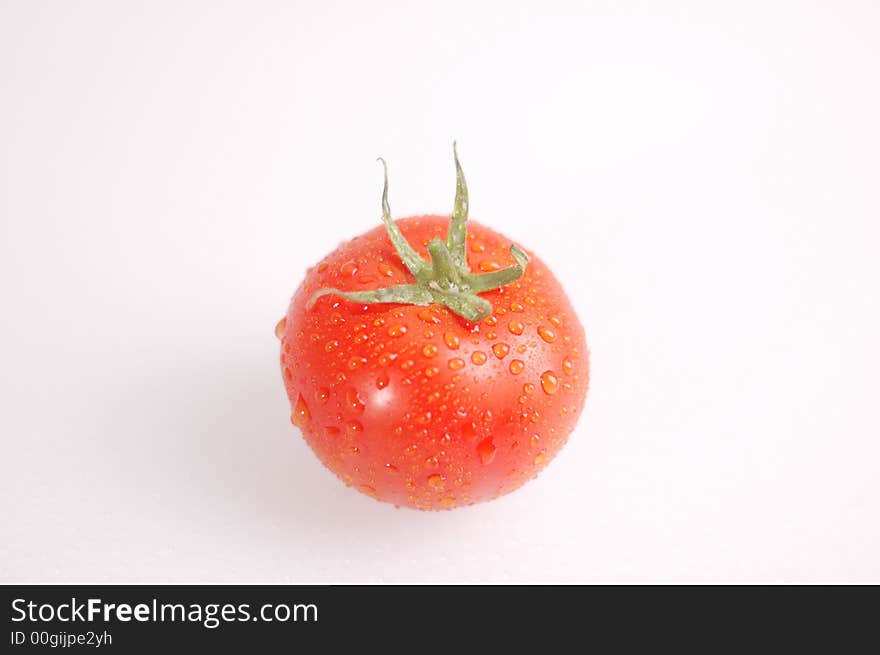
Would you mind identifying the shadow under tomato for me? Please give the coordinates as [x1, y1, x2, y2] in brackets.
[96, 332, 528, 582]
[144, 340, 461, 543]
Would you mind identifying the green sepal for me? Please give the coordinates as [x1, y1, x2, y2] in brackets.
[310, 145, 529, 322]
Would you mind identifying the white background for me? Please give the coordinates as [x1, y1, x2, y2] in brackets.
[1, 1, 878, 583]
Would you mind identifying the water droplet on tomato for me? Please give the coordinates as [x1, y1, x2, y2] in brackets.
[418, 309, 441, 324]
[422, 344, 438, 358]
[340, 260, 358, 277]
[274, 317, 286, 340]
[540, 371, 559, 394]
[471, 351, 487, 365]
[427, 474, 445, 488]
[291, 395, 310, 427]
[325, 426, 341, 437]
[562, 357, 574, 375]
[477, 438, 497, 465]
[523, 382, 535, 394]
[347, 356, 366, 370]
[492, 343, 510, 359]
[376, 371, 389, 389]
[324, 339, 339, 352]
[346, 388, 365, 412]
[509, 359, 525, 375]
[448, 357, 464, 370]
[508, 320, 524, 335]
[537, 326, 556, 343]
[510, 302, 524, 312]
[549, 316, 562, 327]
[479, 261, 501, 272]
[346, 420, 363, 436]
[534, 452, 547, 465]
[484, 315, 498, 326]
[444, 332, 460, 350]
[470, 242, 486, 253]
[377, 261, 394, 277]
[424, 366, 440, 378]
[388, 324, 408, 337]
[358, 484, 376, 495]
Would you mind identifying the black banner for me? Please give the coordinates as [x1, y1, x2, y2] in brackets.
[2, 586, 877, 650]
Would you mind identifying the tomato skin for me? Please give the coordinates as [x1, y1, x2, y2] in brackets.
[280, 215, 589, 510]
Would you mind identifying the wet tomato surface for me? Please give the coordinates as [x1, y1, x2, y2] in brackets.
[279, 214, 589, 510]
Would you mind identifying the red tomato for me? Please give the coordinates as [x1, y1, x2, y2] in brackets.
[278, 149, 589, 510]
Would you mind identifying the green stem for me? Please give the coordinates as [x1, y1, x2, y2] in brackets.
[427, 238, 462, 288]
[446, 141, 469, 268]
[377, 158, 429, 282]
[463, 244, 529, 293]
[309, 144, 529, 322]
